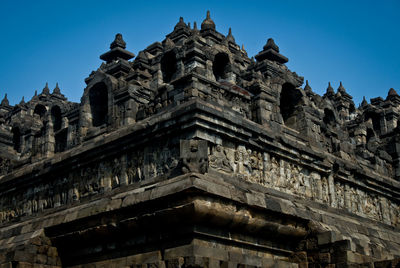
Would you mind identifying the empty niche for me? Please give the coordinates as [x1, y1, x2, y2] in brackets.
[365, 112, 381, 134]
[51, 106, 62, 131]
[280, 83, 302, 128]
[12, 127, 21, 153]
[55, 129, 68, 153]
[161, 51, 177, 83]
[89, 82, 108, 127]
[323, 108, 336, 126]
[34, 104, 46, 119]
[213, 52, 230, 81]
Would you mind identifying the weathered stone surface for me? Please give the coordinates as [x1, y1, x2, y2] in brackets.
[0, 11, 399, 267]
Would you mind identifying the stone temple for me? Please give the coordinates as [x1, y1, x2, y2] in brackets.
[0, 11, 400, 267]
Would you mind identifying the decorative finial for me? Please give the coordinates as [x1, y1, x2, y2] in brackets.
[193, 21, 198, 30]
[32, 90, 38, 101]
[174, 17, 187, 30]
[225, 27, 235, 43]
[201, 10, 216, 31]
[327, 82, 334, 94]
[1, 94, 9, 106]
[241, 44, 247, 55]
[304, 80, 312, 92]
[338, 81, 346, 93]
[42, 82, 50, 94]
[388, 88, 398, 97]
[361, 96, 368, 107]
[53, 82, 61, 94]
[263, 38, 279, 52]
[110, 33, 126, 49]
[19, 96, 25, 105]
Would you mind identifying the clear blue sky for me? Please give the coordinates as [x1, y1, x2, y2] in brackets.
[0, 0, 399, 106]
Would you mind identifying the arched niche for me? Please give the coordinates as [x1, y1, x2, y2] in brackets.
[161, 51, 177, 83]
[365, 111, 381, 134]
[213, 52, 230, 81]
[89, 82, 108, 127]
[51, 106, 62, 132]
[12, 127, 21, 153]
[34, 104, 47, 119]
[280, 83, 302, 128]
[323, 108, 336, 126]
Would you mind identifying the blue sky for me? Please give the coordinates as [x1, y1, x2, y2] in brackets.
[0, 0, 399, 106]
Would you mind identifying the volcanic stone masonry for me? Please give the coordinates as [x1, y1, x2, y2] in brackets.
[0, 11, 400, 267]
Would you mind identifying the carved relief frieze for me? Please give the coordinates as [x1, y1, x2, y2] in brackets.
[0, 141, 179, 224]
[208, 143, 399, 227]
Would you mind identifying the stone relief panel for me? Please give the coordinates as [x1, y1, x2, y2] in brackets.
[0, 142, 179, 224]
[208, 143, 399, 227]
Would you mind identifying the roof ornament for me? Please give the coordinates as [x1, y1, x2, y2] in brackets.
[264, 38, 279, 52]
[1, 94, 9, 107]
[42, 82, 50, 95]
[241, 44, 247, 55]
[53, 82, 61, 94]
[100, 33, 135, 63]
[361, 96, 368, 107]
[327, 82, 334, 94]
[19, 96, 25, 105]
[110, 33, 126, 49]
[388, 88, 398, 97]
[226, 27, 235, 43]
[255, 38, 288, 63]
[201, 10, 216, 31]
[174, 17, 188, 30]
[31, 90, 39, 101]
[338, 81, 346, 93]
[304, 80, 312, 92]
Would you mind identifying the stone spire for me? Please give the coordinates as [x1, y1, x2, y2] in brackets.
[53, 82, 61, 95]
[304, 80, 312, 93]
[174, 17, 188, 30]
[338, 81, 346, 94]
[388, 88, 398, 97]
[32, 90, 39, 101]
[327, 82, 334, 94]
[241, 44, 247, 56]
[361, 96, 368, 107]
[386, 88, 400, 103]
[201, 10, 216, 31]
[110, 33, 126, 49]
[255, 38, 288, 64]
[19, 96, 25, 105]
[225, 28, 235, 43]
[323, 82, 335, 99]
[100, 33, 135, 63]
[42, 82, 50, 95]
[263, 38, 279, 52]
[1, 94, 9, 107]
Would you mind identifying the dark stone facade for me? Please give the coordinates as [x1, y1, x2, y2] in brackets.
[0, 12, 400, 267]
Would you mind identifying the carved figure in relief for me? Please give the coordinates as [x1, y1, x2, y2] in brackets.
[268, 156, 279, 187]
[112, 158, 121, 188]
[249, 151, 262, 183]
[209, 145, 234, 173]
[321, 177, 329, 203]
[336, 183, 345, 208]
[181, 140, 208, 174]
